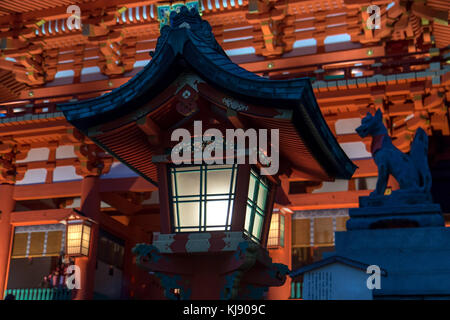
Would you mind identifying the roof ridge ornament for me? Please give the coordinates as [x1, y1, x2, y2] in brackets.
[178, 22, 191, 29]
[169, 5, 201, 29]
[154, 5, 228, 58]
[157, 2, 202, 29]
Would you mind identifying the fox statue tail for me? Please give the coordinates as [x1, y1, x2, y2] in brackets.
[410, 127, 432, 192]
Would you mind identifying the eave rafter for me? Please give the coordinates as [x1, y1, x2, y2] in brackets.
[0, 0, 445, 91]
[137, 115, 160, 145]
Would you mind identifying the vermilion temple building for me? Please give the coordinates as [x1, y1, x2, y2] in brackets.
[0, 0, 448, 300]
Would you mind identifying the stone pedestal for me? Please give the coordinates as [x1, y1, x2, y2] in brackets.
[320, 193, 450, 299]
[329, 226, 450, 298]
[346, 193, 444, 230]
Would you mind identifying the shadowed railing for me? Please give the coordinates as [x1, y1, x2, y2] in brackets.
[4, 288, 72, 300]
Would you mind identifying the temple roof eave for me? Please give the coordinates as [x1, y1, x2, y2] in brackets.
[58, 28, 313, 125]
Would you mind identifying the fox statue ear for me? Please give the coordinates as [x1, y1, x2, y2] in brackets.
[375, 109, 382, 119]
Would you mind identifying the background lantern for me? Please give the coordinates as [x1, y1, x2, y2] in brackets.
[61, 213, 94, 257]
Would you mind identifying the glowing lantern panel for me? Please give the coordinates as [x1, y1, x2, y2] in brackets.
[170, 164, 237, 232]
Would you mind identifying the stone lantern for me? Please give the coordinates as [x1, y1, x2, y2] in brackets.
[59, 6, 355, 300]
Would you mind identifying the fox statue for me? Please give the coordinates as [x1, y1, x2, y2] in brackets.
[356, 109, 432, 197]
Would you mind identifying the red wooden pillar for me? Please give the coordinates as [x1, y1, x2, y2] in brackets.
[74, 175, 100, 300]
[266, 210, 293, 300]
[0, 184, 15, 299]
[121, 224, 148, 299]
[121, 237, 134, 299]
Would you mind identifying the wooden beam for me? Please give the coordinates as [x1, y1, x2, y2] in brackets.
[129, 213, 160, 231]
[0, 120, 69, 136]
[10, 208, 73, 226]
[137, 116, 160, 145]
[107, 203, 160, 216]
[240, 45, 386, 73]
[226, 108, 247, 129]
[100, 177, 157, 193]
[286, 159, 377, 181]
[18, 199, 55, 211]
[287, 190, 371, 210]
[100, 211, 130, 240]
[336, 134, 369, 144]
[14, 181, 81, 200]
[14, 177, 157, 200]
[353, 159, 377, 177]
[18, 77, 129, 100]
[101, 192, 143, 215]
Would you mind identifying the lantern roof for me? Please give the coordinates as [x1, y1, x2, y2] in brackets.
[59, 210, 96, 225]
[58, 6, 356, 184]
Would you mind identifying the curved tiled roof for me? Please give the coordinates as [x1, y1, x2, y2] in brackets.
[289, 255, 388, 278]
[58, 6, 356, 180]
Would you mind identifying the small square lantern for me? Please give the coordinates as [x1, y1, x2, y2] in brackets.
[60, 212, 94, 257]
